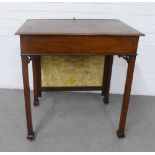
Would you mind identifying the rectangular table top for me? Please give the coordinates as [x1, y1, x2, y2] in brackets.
[15, 19, 144, 36]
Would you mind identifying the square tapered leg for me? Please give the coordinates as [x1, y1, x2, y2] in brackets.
[21, 56, 35, 140]
[102, 55, 113, 104]
[32, 56, 40, 106]
[117, 56, 136, 138]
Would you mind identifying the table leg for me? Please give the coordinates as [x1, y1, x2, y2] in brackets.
[37, 56, 42, 97]
[102, 55, 113, 104]
[117, 55, 136, 138]
[32, 56, 39, 106]
[102, 56, 108, 96]
[21, 56, 35, 140]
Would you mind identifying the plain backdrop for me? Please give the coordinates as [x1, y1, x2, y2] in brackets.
[0, 2, 154, 95]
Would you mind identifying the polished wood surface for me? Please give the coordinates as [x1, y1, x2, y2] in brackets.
[16, 19, 144, 140]
[32, 56, 39, 106]
[20, 35, 139, 55]
[37, 56, 42, 97]
[102, 56, 113, 104]
[42, 86, 102, 91]
[21, 56, 35, 140]
[15, 19, 144, 36]
[117, 56, 136, 138]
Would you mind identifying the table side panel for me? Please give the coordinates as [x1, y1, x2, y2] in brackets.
[20, 35, 139, 55]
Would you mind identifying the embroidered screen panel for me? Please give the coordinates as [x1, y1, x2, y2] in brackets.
[41, 55, 104, 87]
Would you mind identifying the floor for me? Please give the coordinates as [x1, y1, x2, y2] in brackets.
[0, 89, 155, 152]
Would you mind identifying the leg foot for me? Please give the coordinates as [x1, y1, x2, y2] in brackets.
[117, 130, 125, 138]
[27, 132, 35, 141]
[103, 97, 109, 104]
[33, 99, 39, 106]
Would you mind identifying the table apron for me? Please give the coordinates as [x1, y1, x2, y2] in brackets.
[20, 35, 139, 55]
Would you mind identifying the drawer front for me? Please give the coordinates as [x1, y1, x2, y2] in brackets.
[20, 35, 139, 55]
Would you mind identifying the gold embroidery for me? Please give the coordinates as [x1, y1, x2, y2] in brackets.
[41, 55, 104, 87]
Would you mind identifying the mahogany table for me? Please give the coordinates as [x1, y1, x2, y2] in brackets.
[15, 19, 144, 140]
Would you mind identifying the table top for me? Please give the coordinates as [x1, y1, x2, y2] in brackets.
[15, 19, 144, 36]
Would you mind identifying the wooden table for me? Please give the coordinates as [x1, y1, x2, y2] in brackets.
[15, 19, 144, 140]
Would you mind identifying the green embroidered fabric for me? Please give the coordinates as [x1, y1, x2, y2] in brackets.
[41, 55, 104, 87]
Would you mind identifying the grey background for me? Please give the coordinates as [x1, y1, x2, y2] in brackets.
[0, 89, 155, 151]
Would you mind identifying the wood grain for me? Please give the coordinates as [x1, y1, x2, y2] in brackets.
[15, 19, 144, 36]
[20, 35, 139, 55]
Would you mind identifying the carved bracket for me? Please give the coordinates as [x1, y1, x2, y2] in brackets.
[118, 55, 130, 63]
[21, 56, 32, 63]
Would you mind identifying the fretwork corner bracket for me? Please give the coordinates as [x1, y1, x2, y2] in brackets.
[21, 56, 32, 63]
[118, 55, 136, 63]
